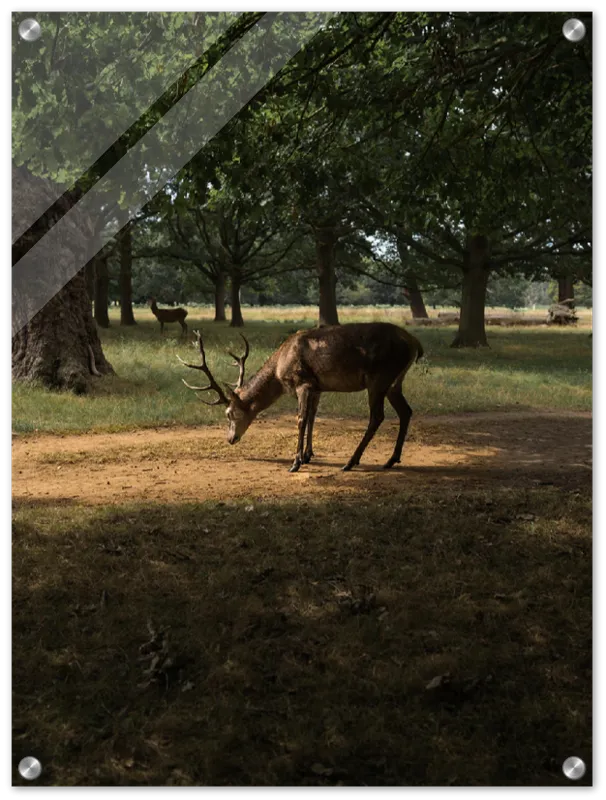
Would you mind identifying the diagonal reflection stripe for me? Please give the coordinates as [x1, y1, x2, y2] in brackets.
[13, 11, 335, 336]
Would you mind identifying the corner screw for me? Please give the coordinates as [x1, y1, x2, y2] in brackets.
[18, 756, 42, 781]
[562, 19, 586, 43]
[18, 18, 42, 42]
[562, 756, 586, 781]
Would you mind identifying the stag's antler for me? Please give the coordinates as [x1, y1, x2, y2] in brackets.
[227, 334, 250, 390]
[177, 331, 230, 406]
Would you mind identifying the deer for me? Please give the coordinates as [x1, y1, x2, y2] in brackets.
[149, 298, 188, 335]
[178, 323, 424, 473]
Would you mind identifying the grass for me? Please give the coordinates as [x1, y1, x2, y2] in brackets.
[12, 306, 592, 435]
[13, 480, 591, 786]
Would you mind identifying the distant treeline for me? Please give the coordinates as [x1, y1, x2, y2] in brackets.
[122, 270, 591, 311]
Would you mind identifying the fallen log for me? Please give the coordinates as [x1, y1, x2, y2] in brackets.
[547, 302, 578, 326]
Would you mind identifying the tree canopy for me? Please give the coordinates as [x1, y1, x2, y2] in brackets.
[13, 10, 592, 362]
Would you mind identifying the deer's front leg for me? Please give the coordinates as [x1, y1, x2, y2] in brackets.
[289, 386, 312, 473]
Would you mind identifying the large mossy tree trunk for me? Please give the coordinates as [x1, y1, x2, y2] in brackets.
[214, 270, 227, 322]
[315, 227, 340, 326]
[451, 234, 490, 348]
[229, 272, 244, 327]
[119, 221, 136, 326]
[85, 259, 95, 304]
[12, 165, 113, 393]
[94, 253, 111, 328]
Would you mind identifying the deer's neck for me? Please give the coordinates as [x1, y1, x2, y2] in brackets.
[239, 354, 283, 415]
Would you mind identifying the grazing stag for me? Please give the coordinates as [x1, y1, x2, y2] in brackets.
[149, 298, 188, 335]
[178, 323, 424, 472]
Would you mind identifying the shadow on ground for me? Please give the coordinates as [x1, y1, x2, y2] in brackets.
[13, 467, 591, 786]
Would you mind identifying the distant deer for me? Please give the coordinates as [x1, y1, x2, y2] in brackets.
[149, 298, 188, 335]
[178, 323, 424, 472]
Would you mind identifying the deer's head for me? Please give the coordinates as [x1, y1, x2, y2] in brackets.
[178, 331, 252, 445]
[224, 388, 255, 444]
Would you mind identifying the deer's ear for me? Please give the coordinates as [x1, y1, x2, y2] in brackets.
[225, 384, 240, 404]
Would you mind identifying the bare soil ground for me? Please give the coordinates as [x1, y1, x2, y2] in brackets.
[12, 411, 592, 505]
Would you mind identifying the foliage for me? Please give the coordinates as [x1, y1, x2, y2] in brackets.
[12, 12, 592, 333]
[12, 12, 264, 187]
[486, 276, 532, 310]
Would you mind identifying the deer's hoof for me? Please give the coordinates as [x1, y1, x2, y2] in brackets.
[289, 462, 301, 473]
[302, 451, 314, 464]
[383, 459, 400, 470]
[342, 462, 356, 472]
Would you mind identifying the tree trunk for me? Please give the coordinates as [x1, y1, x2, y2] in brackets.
[94, 253, 110, 328]
[404, 276, 429, 319]
[229, 273, 244, 327]
[119, 222, 136, 325]
[214, 271, 226, 322]
[12, 165, 113, 393]
[315, 227, 340, 326]
[451, 235, 490, 348]
[396, 239, 428, 320]
[13, 269, 114, 394]
[85, 258, 95, 304]
[558, 276, 575, 307]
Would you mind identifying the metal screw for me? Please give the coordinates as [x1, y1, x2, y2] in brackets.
[18, 18, 42, 42]
[562, 19, 586, 43]
[18, 756, 42, 781]
[562, 756, 586, 781]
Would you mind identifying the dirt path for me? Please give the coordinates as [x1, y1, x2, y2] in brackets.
[12, 411, 592, 506]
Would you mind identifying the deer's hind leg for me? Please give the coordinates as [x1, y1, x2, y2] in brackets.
[180, 319, 188, 336]
[383, 380, 412, 469]
[290, 385, 314, 473]
[343, 385, 386, 471]
[302, 392, 321, 464]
